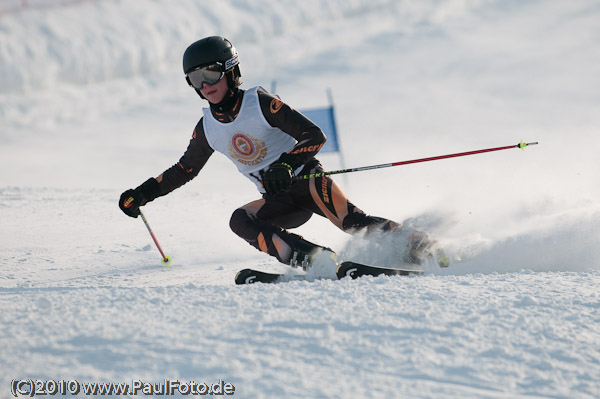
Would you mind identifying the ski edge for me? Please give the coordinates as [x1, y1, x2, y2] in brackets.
[336, 261, 424, 280]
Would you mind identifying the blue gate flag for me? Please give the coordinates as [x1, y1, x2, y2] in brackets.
[300, 105, 340, 153]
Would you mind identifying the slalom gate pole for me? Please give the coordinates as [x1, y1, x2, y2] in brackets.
[293, 140, 538, 181]
[139, 209, 172, 266]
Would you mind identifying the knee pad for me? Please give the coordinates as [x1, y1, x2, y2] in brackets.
[229, 208, 256, 240]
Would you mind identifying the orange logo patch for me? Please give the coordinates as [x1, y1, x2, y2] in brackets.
[270, 98, 284, 114]
[123, 197, 134, 208]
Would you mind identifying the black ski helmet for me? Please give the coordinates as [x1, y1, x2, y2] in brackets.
[183, 36, 241, 96]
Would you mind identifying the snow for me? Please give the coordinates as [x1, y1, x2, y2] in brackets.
[1, 0, 599, 398]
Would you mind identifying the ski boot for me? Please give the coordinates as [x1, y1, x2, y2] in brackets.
[289, 238, 338, 271]
[404, 230, 449, 268]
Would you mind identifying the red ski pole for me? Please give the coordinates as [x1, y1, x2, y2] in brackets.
[294, 140, 538, 180]
[139, 209, 172, 266]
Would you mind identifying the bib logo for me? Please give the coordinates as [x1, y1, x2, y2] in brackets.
[229, 133, 267, 166]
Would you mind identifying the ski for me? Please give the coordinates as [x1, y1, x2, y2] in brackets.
[235, 260, 424, 285]
[336, 261, 423, 280]
[235, 268, 283, 285]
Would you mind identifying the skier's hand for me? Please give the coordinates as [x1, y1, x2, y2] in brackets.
[262, 153, 302, 196]
[119, 189, 144, 218]
[263, 163, 293, 196]
[118, 178, 161, 218]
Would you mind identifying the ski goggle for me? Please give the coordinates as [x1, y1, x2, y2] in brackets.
[186, 62, 225, 89]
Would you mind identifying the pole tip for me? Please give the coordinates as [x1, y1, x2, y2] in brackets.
[161, 256, 172, 267]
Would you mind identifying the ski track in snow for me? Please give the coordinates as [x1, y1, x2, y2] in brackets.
[2, 272, 600, 398]
[1, 0, 600, 398]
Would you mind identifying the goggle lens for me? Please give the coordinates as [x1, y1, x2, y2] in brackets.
[187, 63, 225, 89]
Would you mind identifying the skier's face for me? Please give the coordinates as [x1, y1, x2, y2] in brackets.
[199, 77, 228, 104]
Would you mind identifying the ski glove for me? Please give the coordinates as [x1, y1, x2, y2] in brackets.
[262, 152, 303, 196]
[119, 178, 161, 218]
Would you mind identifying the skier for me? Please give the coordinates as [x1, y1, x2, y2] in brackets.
[119, 36, 432, 269]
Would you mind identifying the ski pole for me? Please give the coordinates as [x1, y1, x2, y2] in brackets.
[139, 209, 172, 266]
[294, 140, 538, 180]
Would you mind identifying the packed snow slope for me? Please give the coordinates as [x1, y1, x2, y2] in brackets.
[1, 0, 599, 398]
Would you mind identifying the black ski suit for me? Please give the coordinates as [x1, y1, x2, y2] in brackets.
[154, 87, 399, 264]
